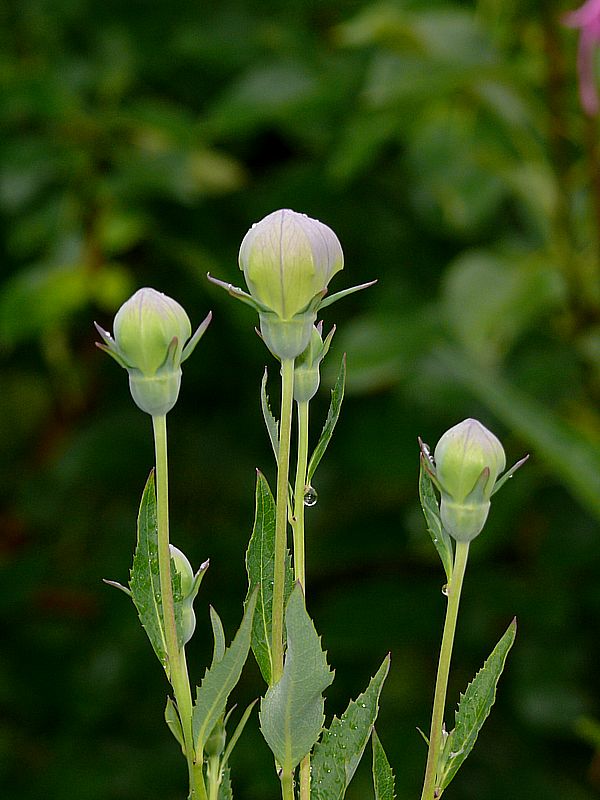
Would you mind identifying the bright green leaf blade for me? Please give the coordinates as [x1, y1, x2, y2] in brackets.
[164, 696, 186, 755]
[419, 461, 453, 583]
[259, 584, 334, 773]
[261, 368, 279, 462]
[210, 605, 226, 666]
[129, 471, 168, 671]
[192, 591, 257, 755]
[245, 471, 294, 684]
[372, 729, 396, 800]
[311, 654, 390, 800]
[307, 355, 346, 483]
[439, 618, 517, 791]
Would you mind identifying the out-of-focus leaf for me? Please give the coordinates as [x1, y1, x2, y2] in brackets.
[442, 250, 565, 364]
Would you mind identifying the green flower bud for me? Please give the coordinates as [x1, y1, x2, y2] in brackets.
[240, 209, 343, 319]
[204, 717, 227, 758]
[293, 322, 335, 403]
[239, 209, 343, 359]
[95, 287, 211, 416]
[169, 545, 195, 596]
[434, 418, 506, 542]
[169, 545, 210, 646]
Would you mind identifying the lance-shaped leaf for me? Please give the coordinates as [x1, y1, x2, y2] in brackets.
[192, 591, 257, 756]
[210, 605, 226, 666]
[245, 470, 294, 684]
[418, 459, 453, 584]
[261, 368, 280, 462]
[307, 355, 346, 483]
[164, 696, 186, 755]
[129, 471, 168, 671]
[259, 584, 334, 773]
[372, 729, 396, 800]
[438, 618, 517, 792]
[311, 654, 390, 800]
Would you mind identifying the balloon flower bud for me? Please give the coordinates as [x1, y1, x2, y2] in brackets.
[293, 322, 335, 403]
[169, 545, 209, 646]
[433, 419, 506, 542]
[95, 288, 211, 416]
[208, 209, 374, 361]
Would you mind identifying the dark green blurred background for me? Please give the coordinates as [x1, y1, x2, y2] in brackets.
[2, 0, 600, 798]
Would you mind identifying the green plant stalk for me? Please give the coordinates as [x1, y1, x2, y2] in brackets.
[292, 400, 309, 588]
[281, 770, 295, 800]
[152, 415, 208, 800]
[420, 540, 470, 800]
[272, 358, 295, 684]
[292, 399, 311, 800]
[206, 754, 221, 800]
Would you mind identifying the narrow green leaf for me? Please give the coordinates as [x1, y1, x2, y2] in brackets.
[372, 729, 396, 800]
[439, 618, 517, 792]
[261, 368, 279, 461]
[259, 584, 334, 773]
[218, 765, 233, 800]
[419, 460, 453, 583]
[192, 591, 257, 755]
[245, 470, 294, 684]
[307, 355, 346, 483]
[311, 654, 390, 800]
[222, 699, 258, 767]
[129, 471, 168, 671]
[164, 696, 186, 755]
[210, 606, 226, 666]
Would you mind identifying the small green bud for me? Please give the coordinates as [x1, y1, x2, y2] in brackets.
[169, 545, 195, 596]
[204, 717, 227, 758]
[240, 209, 343, 319]
[168, 545, 210, 646]
[293, 322, 335, 403]
[433, 418, 506, 542]
[95, 287, 211, 416]
[208, 209, 374, 361]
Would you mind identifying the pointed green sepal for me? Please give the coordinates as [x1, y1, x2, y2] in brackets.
[307, 354, 346, 483]
[491, 454, 530, 496]
[418, 458, 454, 583]
[181, 310, 213, 363]
[318, 280, 377, 311]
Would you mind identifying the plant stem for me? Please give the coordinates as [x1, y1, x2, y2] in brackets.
[281, 770, 295, 800]
[152, 415, 208, 800]
[207, 755, 221, 800]
[292, 400, 309, 587]
[272, 358, 295, 684]
[292, 399, 311, 800]
[419, 540, 470, 800]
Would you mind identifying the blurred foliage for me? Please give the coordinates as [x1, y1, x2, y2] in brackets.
[1, 0, 600, 798]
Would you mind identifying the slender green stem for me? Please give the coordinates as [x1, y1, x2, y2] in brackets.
[281, 770, 295, 800]
[152, 415, 208, 800]
[207, 755, 221, 800]
[420, 540, 470, 800]
[292, 400, 310, 587]
[292, 399, 311, 800]
[272, 358, 295, 684]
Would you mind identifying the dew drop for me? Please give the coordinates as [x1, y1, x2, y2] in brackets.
[303, 486, 318, 507]
[441, 584, 449, 596]
[154, 591, 161, 601]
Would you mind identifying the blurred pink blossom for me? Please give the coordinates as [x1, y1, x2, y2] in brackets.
[564, 0, 600, 115]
